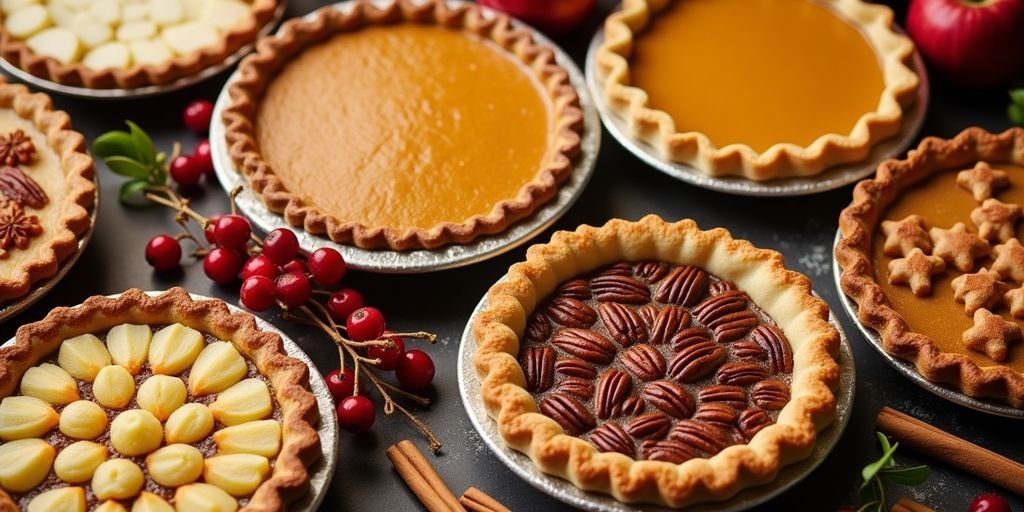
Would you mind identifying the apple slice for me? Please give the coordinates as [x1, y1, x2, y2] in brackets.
[129, 38, 171, 66]
[149, 0, 183, 26]
[87, 0, 119, 26]
[182, 0, 203, 20]
[161, 21, 218, 56]
[116, 20, 156, 41]
[199, 0, 250, 32]
[1, 0, 38, 15]
[70, 13, 111, 48]
[26, 27, 81, 64]
[121, 3, 148, 23]
[5, 4, 50, 39]
[47, 2, 76, 27]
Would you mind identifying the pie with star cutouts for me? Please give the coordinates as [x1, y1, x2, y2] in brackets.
[837, 127, 1024, 408]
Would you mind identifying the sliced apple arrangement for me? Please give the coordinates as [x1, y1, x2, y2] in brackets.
[0, 321, 283, 511]
[1, 0, 257, 71]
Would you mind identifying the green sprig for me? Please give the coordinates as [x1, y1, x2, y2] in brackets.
[92, 121, 168, 202]
[855, 432, 930, 512]
[1009, 88, 1024, 126]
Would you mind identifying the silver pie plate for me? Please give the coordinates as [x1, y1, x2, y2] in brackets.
[209, 0, 601, 274]
[1, 291, 339, 510]
[0, 174, 99, 324]
[583, 23, 930, 197]
[458, 284, 856, 511]
[0, 2, 287, 99]
[831, 231, 1024, 419]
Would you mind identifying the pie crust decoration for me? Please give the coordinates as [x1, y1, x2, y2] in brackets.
[837, 127, 1024, 408]
[0, 0, 280, 89]
[473, 216, 840, 507]
[595, 0, 920, 180]
[222, 0, 583, 250]
[0, 288, 321, 511]
[0, 79, 94, 304]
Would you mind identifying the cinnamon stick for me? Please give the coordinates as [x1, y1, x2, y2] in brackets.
[459, 487, 511, 512]
[891, 497, 936, 512]
[876, 406, 1024, 495]
[386, 440, 465, 512]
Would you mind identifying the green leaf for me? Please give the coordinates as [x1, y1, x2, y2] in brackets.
[861, 438, 900, 484]
[1010, 103, 1024, 126]
[104, 156, 150, 179]
[1010, 88, 1024, 106]
[880, 465, 930, 486]
[92, 130, 136, 159]
[126, 121, 156, 166]
[118, 179, 150, 202]
[876, 432, 896, 467]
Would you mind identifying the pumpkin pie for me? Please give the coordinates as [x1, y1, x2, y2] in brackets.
[0, 288, 321, 510]
[222, 0, 583, 250]
[837, 127, 1024, 407]
[595, 0, 920, 180]
[0, 79, 94, 304]
[473, 215, 840, 507]
[0, 0, 279, 89]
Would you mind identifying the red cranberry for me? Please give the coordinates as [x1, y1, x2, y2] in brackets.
[241, 255, 280, 281]
[969, 494, 1012, 512]
[262, 228, 300, 265]
[346, 307, 385, 342]
[193, 139, 213, 175]
[396, 350, 435, 391]
[213, 214, 252, 249]
[308, 248, 346, 286]
[183, 99, 213, 134]
[203, 247, 243, 284]
[367, 332, 405, 371]
[204, 215, 222, 244]
[144, 234, 181, 272]
[274, 272, 312, 308]
[240, 276, 276, 311]
[325, 368, 355, 401]
[169, 155, 202, 187]
[326, 289, 364, 323]
[336, 395, 375, 433]
[282, 259, 306, 275]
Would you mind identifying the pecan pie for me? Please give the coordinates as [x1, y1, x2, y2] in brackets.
[473, 216, 840, 507]
[0, 288, 321, 511]
[837, 127, 1024, 407]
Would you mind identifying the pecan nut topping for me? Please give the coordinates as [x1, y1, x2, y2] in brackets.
[598, 302, 648, 346]
[519, 346, 555, 392]
[642, 380, 695, 419]
[649, 306, 691, 345]
[693, 403, 739, 427]
[655, 265, 709, 306]
[554, 376, 595, 400]
[0, 166, 48, 209]
[669, 327, 712, 352]
[626, 412, 671, 440]
[751, 380, 790, 411]
[709, 280, 738, 295]
[667, 340, 726, 382]
[525, 313, 552, 343]
[596, 369, 633, 420]
[669, 419, 731, 456]
[738, 407, 773, 440]
[556, 279, 592, 301]
[634, 261, 670, 283]
[590, 422, 634, 456]
[547, 297, 598, 328]
[638, 304, 659, 326]
[551, 328, 616, 365]
[0, 130, 35, 166]
[641, 439, 697, 464]
[591, 274, 651, 304]
[698, 385, 747, 410]
[693, 291, 759, 342]
[716, 362, 769, 386]
[539, 393, 595, 436]
[731, 340, 767, 361]
[555, 358, 596, 379]
[620, 344, 665, 381]
[751, 325, 794, 374]
[611, 395, 646, 417]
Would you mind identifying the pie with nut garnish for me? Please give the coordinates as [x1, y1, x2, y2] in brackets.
[0, 288, 321, 511]
[837, 127, 1024, 408]
[473, 216, 840, 507]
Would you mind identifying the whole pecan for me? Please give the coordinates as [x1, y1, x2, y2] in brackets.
[620, 344, 666, 381]
[555, 358, 596, 379]
[698, 385, 747, 409]
[751, 325, 794, 374]
[738, 407, 772, 440]
[591, 274, 650, 304]
[638, 304, 658, 327]
[669, 327, 710, 352]
[709, 280, 737, 296]
[709, 311, 759, 342]
[649, 306, 691, 344]
[693, 291, 758, 342]
[551, 328, 616, 365]
[731, 339, 767, 361]
[611, 395, 646, 417]
[642, 439, 697, 464]
[716, 362, 769, 386]
[642, 380, 695, 418]
[751, 380, 790, 410]
[596, 369, 633, 420]
[547, 297, 597, 328]
[590, 422, 634, 456]
[0, 166, 47, 209]
[692, 290, 748, 324]
[519, 346, 555, 392]
[626, 412, 671, 440]
[597, 262, 633, 277]
[598, 302, 648, 346]
[634, 261, 670, 283]
[667, 340, 726, 382]
[556, 279, 592, 301]
[693, 403, 739, 427]
[654, 266, 708, 306]
[539, 393, 595, 436]
[669, 419, 731, 456]
[525, 313, 552, 343]
[555, 376, 595, 400]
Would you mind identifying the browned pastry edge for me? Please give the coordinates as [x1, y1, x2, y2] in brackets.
[0, 0, 279, 89]
[0, 79, 95, 303]
[836, 127, 1024, 408]
[472, 215, 840, 507]
[0, 288, 322, 511]
[222, 0, 584, 250]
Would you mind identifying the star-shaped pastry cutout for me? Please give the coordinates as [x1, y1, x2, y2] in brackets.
[1006, 287, 1024, 319]
[970, 198, 1021, 242]
[957, 161, 1011, 202]
[888, 248, 946, 296]
[929, 223, 991, 272]
[962, 308, 1022, 362]
[951, 268, 1010, 315]
[992, 239, 1024, 284]
[881, 215, 932, 257]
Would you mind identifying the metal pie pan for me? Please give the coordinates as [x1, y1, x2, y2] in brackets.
[1, 291, 339, 510]
[583, 24, 930, 197]
[458, 284, 856, 511]
[209, 0, 601, 274]
[0, 2, 287, 99]
[831, 231, 1024, 419]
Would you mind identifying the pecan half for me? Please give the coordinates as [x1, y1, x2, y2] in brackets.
[669, 327, 711, 352]
[731, 339, 767, 361]
[525, 313, 552, 343]
[751, 380, 790, 410]
[667, 340, 726, 382]
[620, 344, 666, 381]
[596, 369, 633, 420]
[626, 412, 671, 440]
[693, 403, 738, 427]
[709, 280, 737, 295]
[692, 290, 748, 323]
[598, 302, 647, 346]
[751, 325, 794, 374]
[638, 304, 658, 327]
[642, 439, 696, 464]
[590, 422, 634, 456]
[591, 274, 651, 304]
[555, 376, 595, 400]
[738, 407, 772, 440]
[556, 279, 592, 301]
[597, 262, 633, 277]
[0, 167, 47, 209]
[547, 297, 597, 328]
[555, 358, 596, 379]
[634, 262, 670, 283]
[669, 419, 731, 456]
[519, 346, 555, 392]
[540, 393, 596, 436]
[551, 328, 616, 365]
[693, 291, 758, 342]
[716, 362, 769, 386]
[642, 380, 695, 419]
[654, 266, 708, 306]
[649, 306, 691, 345]
[611, 395, 646, 417]
[698, 385, 747, 409]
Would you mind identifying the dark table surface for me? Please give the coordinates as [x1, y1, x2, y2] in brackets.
[2, 0, 1023, 510]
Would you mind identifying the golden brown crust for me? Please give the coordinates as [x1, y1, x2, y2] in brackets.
[0, 79, 95, 303]
[222, 0, 584, 250]
[595, 0, 920, 180]
[0, 288, 322, 511]
[472, 215, 840, 507]
[0, 0, 279, 89]
[836, 127, 1024, 408]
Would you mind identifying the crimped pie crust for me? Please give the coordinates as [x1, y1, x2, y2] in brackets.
[0, 288, 322, 511]
[473, 216, 840, 507]
[837, 127, 1024, 408]
[222, 0, 584, 250]
[595, 0, 920, 181]
[0, 0, 279, 89]
[0, 79, 94, 304]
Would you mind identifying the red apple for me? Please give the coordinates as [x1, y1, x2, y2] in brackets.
[907, 0, 1024, 90]
[479, 0, 596, 35]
